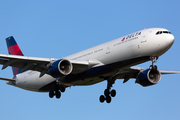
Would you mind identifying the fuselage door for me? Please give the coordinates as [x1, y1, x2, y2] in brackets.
[106, 47, 110, 54]
[141, 30, 148, 43]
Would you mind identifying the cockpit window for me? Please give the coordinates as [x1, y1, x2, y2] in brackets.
[163, 31, 171, 34]
[156, 31, 160, 35]
[156, 31, 171, 35]
[163, 31, 168, 34]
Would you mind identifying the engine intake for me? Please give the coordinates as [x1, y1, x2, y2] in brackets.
[136, 69, 161, 87]
[48, 59, 73, 78]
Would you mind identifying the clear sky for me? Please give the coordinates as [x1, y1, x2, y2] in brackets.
[0, 0, 180, 120]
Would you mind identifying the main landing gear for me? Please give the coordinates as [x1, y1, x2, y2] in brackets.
[99, 78, 117, 103]
[49, 81, 66, 99]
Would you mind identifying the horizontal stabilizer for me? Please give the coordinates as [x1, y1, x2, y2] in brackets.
[0, 77, 16, 82]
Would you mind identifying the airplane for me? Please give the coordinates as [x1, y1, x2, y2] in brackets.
[0, 28, 179, 103]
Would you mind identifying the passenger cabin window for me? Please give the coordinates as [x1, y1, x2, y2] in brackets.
[156, 31, 171, 35]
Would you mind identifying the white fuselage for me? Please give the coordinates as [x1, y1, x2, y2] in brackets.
[9, 28, 174, 92]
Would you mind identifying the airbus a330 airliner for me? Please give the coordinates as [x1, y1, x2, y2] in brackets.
[0, 28, 179, 103]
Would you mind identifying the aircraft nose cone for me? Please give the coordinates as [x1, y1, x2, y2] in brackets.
[162, 34, 175, 52]
[154, 34, 175, 56]
[167, 34, 175, 44]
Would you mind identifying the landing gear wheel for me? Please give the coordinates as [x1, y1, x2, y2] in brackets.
[104, 89, 110, 96]
[49, 90, 54, 98]
[153, 65, 157, 71]
[55, 91, 61, 99]
[99, 95, 105, 103]
[111, 89, 116, 97]
[60, 86, 65, 93]
[106, 96, 111, 103]
[150, 65, 157, 71]
[150, 65, 153, 70]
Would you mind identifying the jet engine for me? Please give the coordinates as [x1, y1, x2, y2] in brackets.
[48, 59, 73, 78]
[136, 69, 161, 87]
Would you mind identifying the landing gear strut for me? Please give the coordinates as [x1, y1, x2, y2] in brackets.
[99, 78, 117, 103]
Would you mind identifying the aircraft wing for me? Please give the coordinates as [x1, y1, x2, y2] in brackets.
[127, 67, 180, 74]
[0, 54, 100, 77]
[0, 53, 55, 72]
[115, 67, 180, 83]
[158, 70, 180, 74]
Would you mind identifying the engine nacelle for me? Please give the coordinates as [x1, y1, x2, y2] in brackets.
[48, 59, 73, 78]
[136, 69, 161, 87]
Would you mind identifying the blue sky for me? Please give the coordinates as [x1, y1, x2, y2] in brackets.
[0, 0, 180, 120]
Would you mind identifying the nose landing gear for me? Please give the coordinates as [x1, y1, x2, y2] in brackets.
[150, 56, 158, 70]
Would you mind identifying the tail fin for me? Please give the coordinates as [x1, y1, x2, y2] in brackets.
[6, 36, 23, 76]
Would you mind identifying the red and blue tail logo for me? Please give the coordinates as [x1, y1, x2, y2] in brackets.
[6, 36, 23, 76]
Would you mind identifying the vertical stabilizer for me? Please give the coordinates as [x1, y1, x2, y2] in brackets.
[6, 36, 24, 76]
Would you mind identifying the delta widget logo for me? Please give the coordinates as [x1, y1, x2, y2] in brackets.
[121, 37, 125, 42]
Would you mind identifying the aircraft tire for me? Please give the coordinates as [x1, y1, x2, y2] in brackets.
[104, 89, 110, 96]
[55, 91, 61, 99]
[99, 95, 105, 103]
[49, 90, 54, 98]
[111, 89, 116, 97]
[106, 96, 111, 103]
[153, 65, 157, 71]
[150, 65, 158, 71]
[60, 86, 65, 93]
